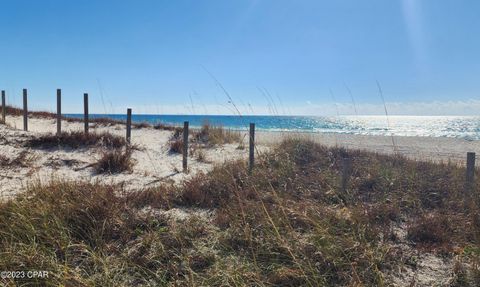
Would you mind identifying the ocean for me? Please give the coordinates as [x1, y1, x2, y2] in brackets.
[65, 114, 480, 141]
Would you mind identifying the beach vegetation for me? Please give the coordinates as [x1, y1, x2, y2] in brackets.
[1, 138, 479, 285]
[168, 127, 184, 154]
[168, 138, 183, 154]
[4, 105, 173, 129]
[94, 148, 134, 174]
[26, 131, 127, 149]
[133, 122, 152, 129]
[0, 151, 37, 168]
[154, 123, 177, 131]
[195, 149, 208, 163]
[193, 122, 241, 147]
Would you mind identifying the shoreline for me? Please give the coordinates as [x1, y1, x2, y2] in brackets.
[61, 113, 480, 141]
[251, 131, 480, 164]
[4, 114, 480, 163]
[6, 107, 480, 141]
[1, 114, 479, 198]
[1, 114, 478, 285]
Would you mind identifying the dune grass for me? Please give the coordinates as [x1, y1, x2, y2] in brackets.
[133, 122, 152, 129]
[1, 138, 480, 286]
[0, 151, 36, 168]
[167, 127, 184, 154]
[168, 123, 241, 154]
[193, 122, 241, 146]
[154, 123, 177, 131]
[94, 148, 134, 174]
[4, 105, 174, 129]
[26, 131, 127, 149]
[25, 131, 136, 174]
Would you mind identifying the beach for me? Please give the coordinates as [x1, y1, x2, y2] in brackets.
[255, 130, 480, 164]
[0, 116, 257, 198]
[1, 114, 478, 199]
[2, 2, 479, 285]
[2, 114, 479, 286]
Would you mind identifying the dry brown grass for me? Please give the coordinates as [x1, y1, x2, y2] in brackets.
[193, 122, 241, 146]
[1, 138, 480, 285]
[407, 212, 454, 246]
[0, 155, 8, 166]
[4, 105, 174, 129]
[154, 123, 177, 131]
[5, 105, 124, 126]
[94, 148, 134, 174]
[26, 131, 127, 149]
[4, 105, 55, 118]
[195, 149, 208, 162]
[168, 127, 184, 154]
[0, 150, 36, 168]
[133, 122, 152, 129]
[169, 139, 183, 154]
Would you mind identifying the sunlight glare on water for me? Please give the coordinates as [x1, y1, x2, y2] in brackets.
[65, 114, 480, 140]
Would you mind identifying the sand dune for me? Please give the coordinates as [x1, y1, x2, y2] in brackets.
[0, 116, 255, 199]
[1, 115, 479, 199]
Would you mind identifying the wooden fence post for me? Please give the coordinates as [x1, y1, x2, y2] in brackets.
[341, 157, 352, 193]
[249, 123, 255, 173]
[183, 121, 189, 172]
[1, 90, 5, 123]
[23, 89, 28, 131]
[84, 93, 89, 134]
[466, 152, 476, 193]
[57, 89, 61, 135]
[126, 108, 132, 144]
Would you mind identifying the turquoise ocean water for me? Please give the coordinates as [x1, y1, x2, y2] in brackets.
[65, 114, 480, 140]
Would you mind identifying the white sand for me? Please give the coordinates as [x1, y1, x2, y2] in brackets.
[2, 115, 479, 199]
[1, 116, 474, 285]
[253, 131, 480, 164]
[0, 116, 256, 199]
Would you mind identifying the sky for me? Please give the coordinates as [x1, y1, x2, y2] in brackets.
[0, 0, 479, 115]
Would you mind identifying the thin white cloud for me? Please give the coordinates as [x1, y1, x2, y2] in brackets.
[289, 100, 480, 116]
[78, 99, 480, 116]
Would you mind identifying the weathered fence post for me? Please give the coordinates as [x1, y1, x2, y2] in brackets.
[341, 157, 352, 193]
[249, 123, 255, 173]
[466, 152, 476, 193]
[23, 89, 28, 131]
[183, 121, 189, 172]
[57, 89, 61, 135]
[83, 93, 89, 134]
[126, 108, 132, 144]
[1, 90, 5, 123]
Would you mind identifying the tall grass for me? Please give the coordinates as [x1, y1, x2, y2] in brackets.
[193, 122, 241, 146]
[168, 123, 242, 155]
[1, 138, 479, 285]
[376, 81, 398, 153]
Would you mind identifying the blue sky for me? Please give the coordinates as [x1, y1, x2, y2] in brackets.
[0, 0, 479, 115]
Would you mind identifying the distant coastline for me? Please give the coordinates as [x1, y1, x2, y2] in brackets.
[64, 113, 480, 140]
